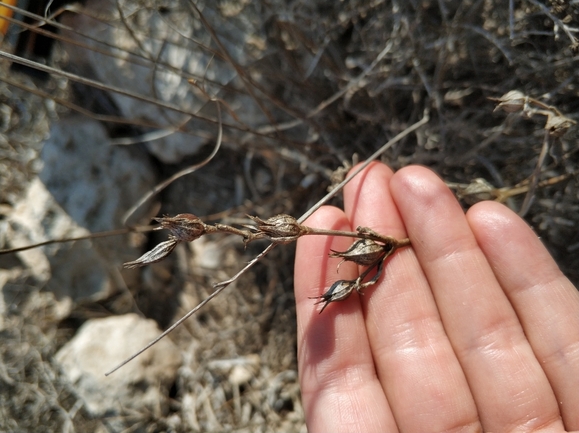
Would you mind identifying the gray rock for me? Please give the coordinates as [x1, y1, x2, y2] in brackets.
[60, 0, 266, 163]
[2, 117, 155, 314]
[39, 117, 155, 235]
[5, 177, 109, 304]
[55, 314, 182, 418]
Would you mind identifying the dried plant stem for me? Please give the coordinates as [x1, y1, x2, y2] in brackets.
[105, 243, 276, 375]
[526, 0, 579, 48]
[0, 51, 211, 122]
[0, 226, 153, 255]
[298, 110, 430, 223]
[187, 0, 277, 126]
[122, 101, 223, 226]
[519, 130, 550, 217]
[105, 111, 428, 374]
[301, 227, 410, 248]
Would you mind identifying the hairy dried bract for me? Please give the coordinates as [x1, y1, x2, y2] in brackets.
[311, 280, 357, 313]
[248, 214, 309, 243]
[330, 238, 386, 266]
[155, 213, 207, 242]
[123, 238, 179, 269]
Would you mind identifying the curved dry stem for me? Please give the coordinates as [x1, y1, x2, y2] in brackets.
[122, 101, 223, 226]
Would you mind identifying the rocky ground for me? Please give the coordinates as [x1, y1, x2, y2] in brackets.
[1, 1, 578, 432]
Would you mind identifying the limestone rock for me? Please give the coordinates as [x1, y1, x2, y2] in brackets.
[1, 117, 155, 314]
[39, 117, 155, 236]
[55, 314, 182, 418]
[5, 178, 109, 304]
[60, 0, 266, 163]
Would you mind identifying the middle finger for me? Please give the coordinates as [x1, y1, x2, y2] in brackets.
[344, 163, 481, 432]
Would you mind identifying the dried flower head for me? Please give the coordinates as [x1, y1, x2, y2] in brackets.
[329, 238, 386, 266]
[248, 214, 309, 243]
[310, 279, 357, 313]
[123, 238, 179, 269]
[154, 213, 208, 242]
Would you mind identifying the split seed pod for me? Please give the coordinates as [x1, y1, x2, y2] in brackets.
[154, 213, 208, 242]
[310, 280, 357, 313]
[248, 214, 309, 243]
[124, 214, 208, 269]
[493, 90, 526, 113]
[329, 238, 386, 266]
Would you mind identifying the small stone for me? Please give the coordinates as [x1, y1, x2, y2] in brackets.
[55, 314, 182, 418]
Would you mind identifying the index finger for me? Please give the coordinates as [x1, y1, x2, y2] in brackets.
[343, 162, 480, 433]
[294, 205, 397, 433]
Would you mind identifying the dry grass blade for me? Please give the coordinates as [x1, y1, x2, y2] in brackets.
[0, 227, 150, 255]
[0, 51, 211, 121]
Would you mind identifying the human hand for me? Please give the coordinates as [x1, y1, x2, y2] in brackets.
[294, 162, 579, 433]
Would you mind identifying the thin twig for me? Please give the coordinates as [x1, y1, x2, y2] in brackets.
[0, 227, 153, 255]
[460, 24, 513, 64]
[519, 130, 550, 217]
[298, 109, 430, 223]
[526, 0, 579, 48]
[256, 40, 395, 135]
[105, 243, 276, 375]
[0, 51, 213, 123]
[301, 227, 411, 247]
[122, 101, 223, 226]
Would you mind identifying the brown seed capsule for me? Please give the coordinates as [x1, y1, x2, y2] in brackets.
[248, 214, 308, 243]
[154, 213, 207, 242]
[310, 279, 357, 313]
[329, 238, 386, 266]
[123, 238, 179, 269]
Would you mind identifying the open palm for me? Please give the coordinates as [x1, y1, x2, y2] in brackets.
[294, 162, 579, 433]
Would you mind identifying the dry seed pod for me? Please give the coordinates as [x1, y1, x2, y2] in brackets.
[248, 214, 308, 243]
[154, 213, 208, 242]
[329, 238, 386, 266]
[493, 90, 526, 113]
[123, 238, 179, 269]
[544, 113, 576, 137]
[311, 280, 357, 313]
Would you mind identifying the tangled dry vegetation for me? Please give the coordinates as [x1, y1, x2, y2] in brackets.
[1, 0, 579, 432]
